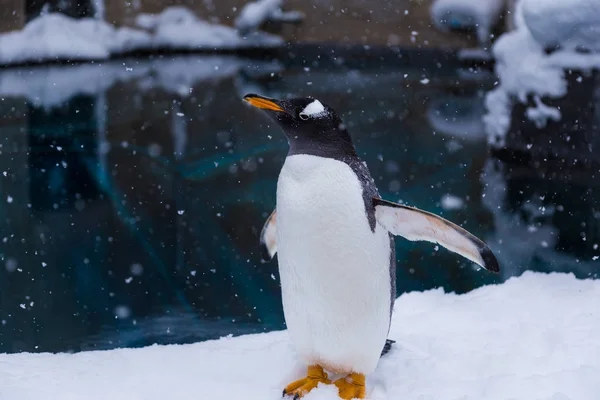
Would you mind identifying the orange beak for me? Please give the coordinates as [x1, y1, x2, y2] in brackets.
[243, 94, 285, 112]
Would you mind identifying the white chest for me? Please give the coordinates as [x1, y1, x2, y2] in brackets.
[276, 154, 370, 243]
[274, 154, 392, 374]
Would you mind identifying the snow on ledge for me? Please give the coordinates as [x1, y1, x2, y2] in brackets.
[235, 0, 305, 35]
[0, 8, 283, 66]
[0, 13, 151, 65]
[522, 0, 600, 52]
[136, 6, 283, 50]
[3, 271, 599, 400]
[483, 0, 600, 146]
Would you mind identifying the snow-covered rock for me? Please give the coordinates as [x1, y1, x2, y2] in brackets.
[135, 6, 199, 31]
[2, 271, 599, 399]
[0, 13, 151, 65]
[236, 0, 281, 34]
[234, 0, 304, 35]
[0, 8, 283, 66]
[136, 6, 282, 50]
[430, 0, 506, 45]
[483, 0, 600, 145]
[522, 0, 600, 52]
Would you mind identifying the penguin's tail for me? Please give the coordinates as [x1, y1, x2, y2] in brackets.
[380, 339, 395, 357]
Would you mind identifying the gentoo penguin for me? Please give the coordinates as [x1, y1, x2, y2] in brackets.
[243, 94, 499, 400]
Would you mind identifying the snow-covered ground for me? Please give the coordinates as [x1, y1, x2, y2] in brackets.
[3, 271, 599, 400]
[483, 0, 600, 146]
[0, 7, 282, 66]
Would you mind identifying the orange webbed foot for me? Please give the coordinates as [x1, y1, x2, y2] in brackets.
[282, 365, 331, 399]
[333, 372, 366, 399]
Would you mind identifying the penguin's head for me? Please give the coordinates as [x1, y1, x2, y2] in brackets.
[243, 93, 356, 156]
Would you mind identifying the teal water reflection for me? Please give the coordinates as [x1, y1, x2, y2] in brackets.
[0, 55, 597, 353]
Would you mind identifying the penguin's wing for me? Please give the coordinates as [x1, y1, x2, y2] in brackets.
[260, 209, 277, 261]
[373, 198, 499, 273]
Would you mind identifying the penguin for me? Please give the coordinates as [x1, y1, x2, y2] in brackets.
[243, 93, 499, 400]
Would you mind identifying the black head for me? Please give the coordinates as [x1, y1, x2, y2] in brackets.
[243, 93, 357, 158]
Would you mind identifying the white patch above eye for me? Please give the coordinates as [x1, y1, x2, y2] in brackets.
[300, 99, 326, 118]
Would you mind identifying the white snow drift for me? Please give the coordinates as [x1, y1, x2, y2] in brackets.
[2, 271, 599, 400]
[483, 0, 600, 145]
[522, 0, 600, 52]
[235, 0, 304, 35]
[136, 6, 282, 50]
[0, 7, 282, 66]
[0, 13, 150, 65]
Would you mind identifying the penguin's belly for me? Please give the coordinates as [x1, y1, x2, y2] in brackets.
[276, 154, 392, 374]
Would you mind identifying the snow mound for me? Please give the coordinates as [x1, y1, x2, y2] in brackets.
[483, 0, 600, 146]
[522, 0, 600, 52]
[0, 13, 151, 65]
[3, 272, 599, 400]
[236, 0, 282, 34]
[137, 6, 282, 50]
[430, 0, 505, 44]
[0, 8, 283, 66]
[235, 0, 304, 35]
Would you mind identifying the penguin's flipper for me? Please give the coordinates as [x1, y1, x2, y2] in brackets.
[373, 198, 499, 273]
[260, 209, 277, 261]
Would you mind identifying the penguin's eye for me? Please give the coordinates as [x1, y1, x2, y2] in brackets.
[299, 112, 309, 120]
